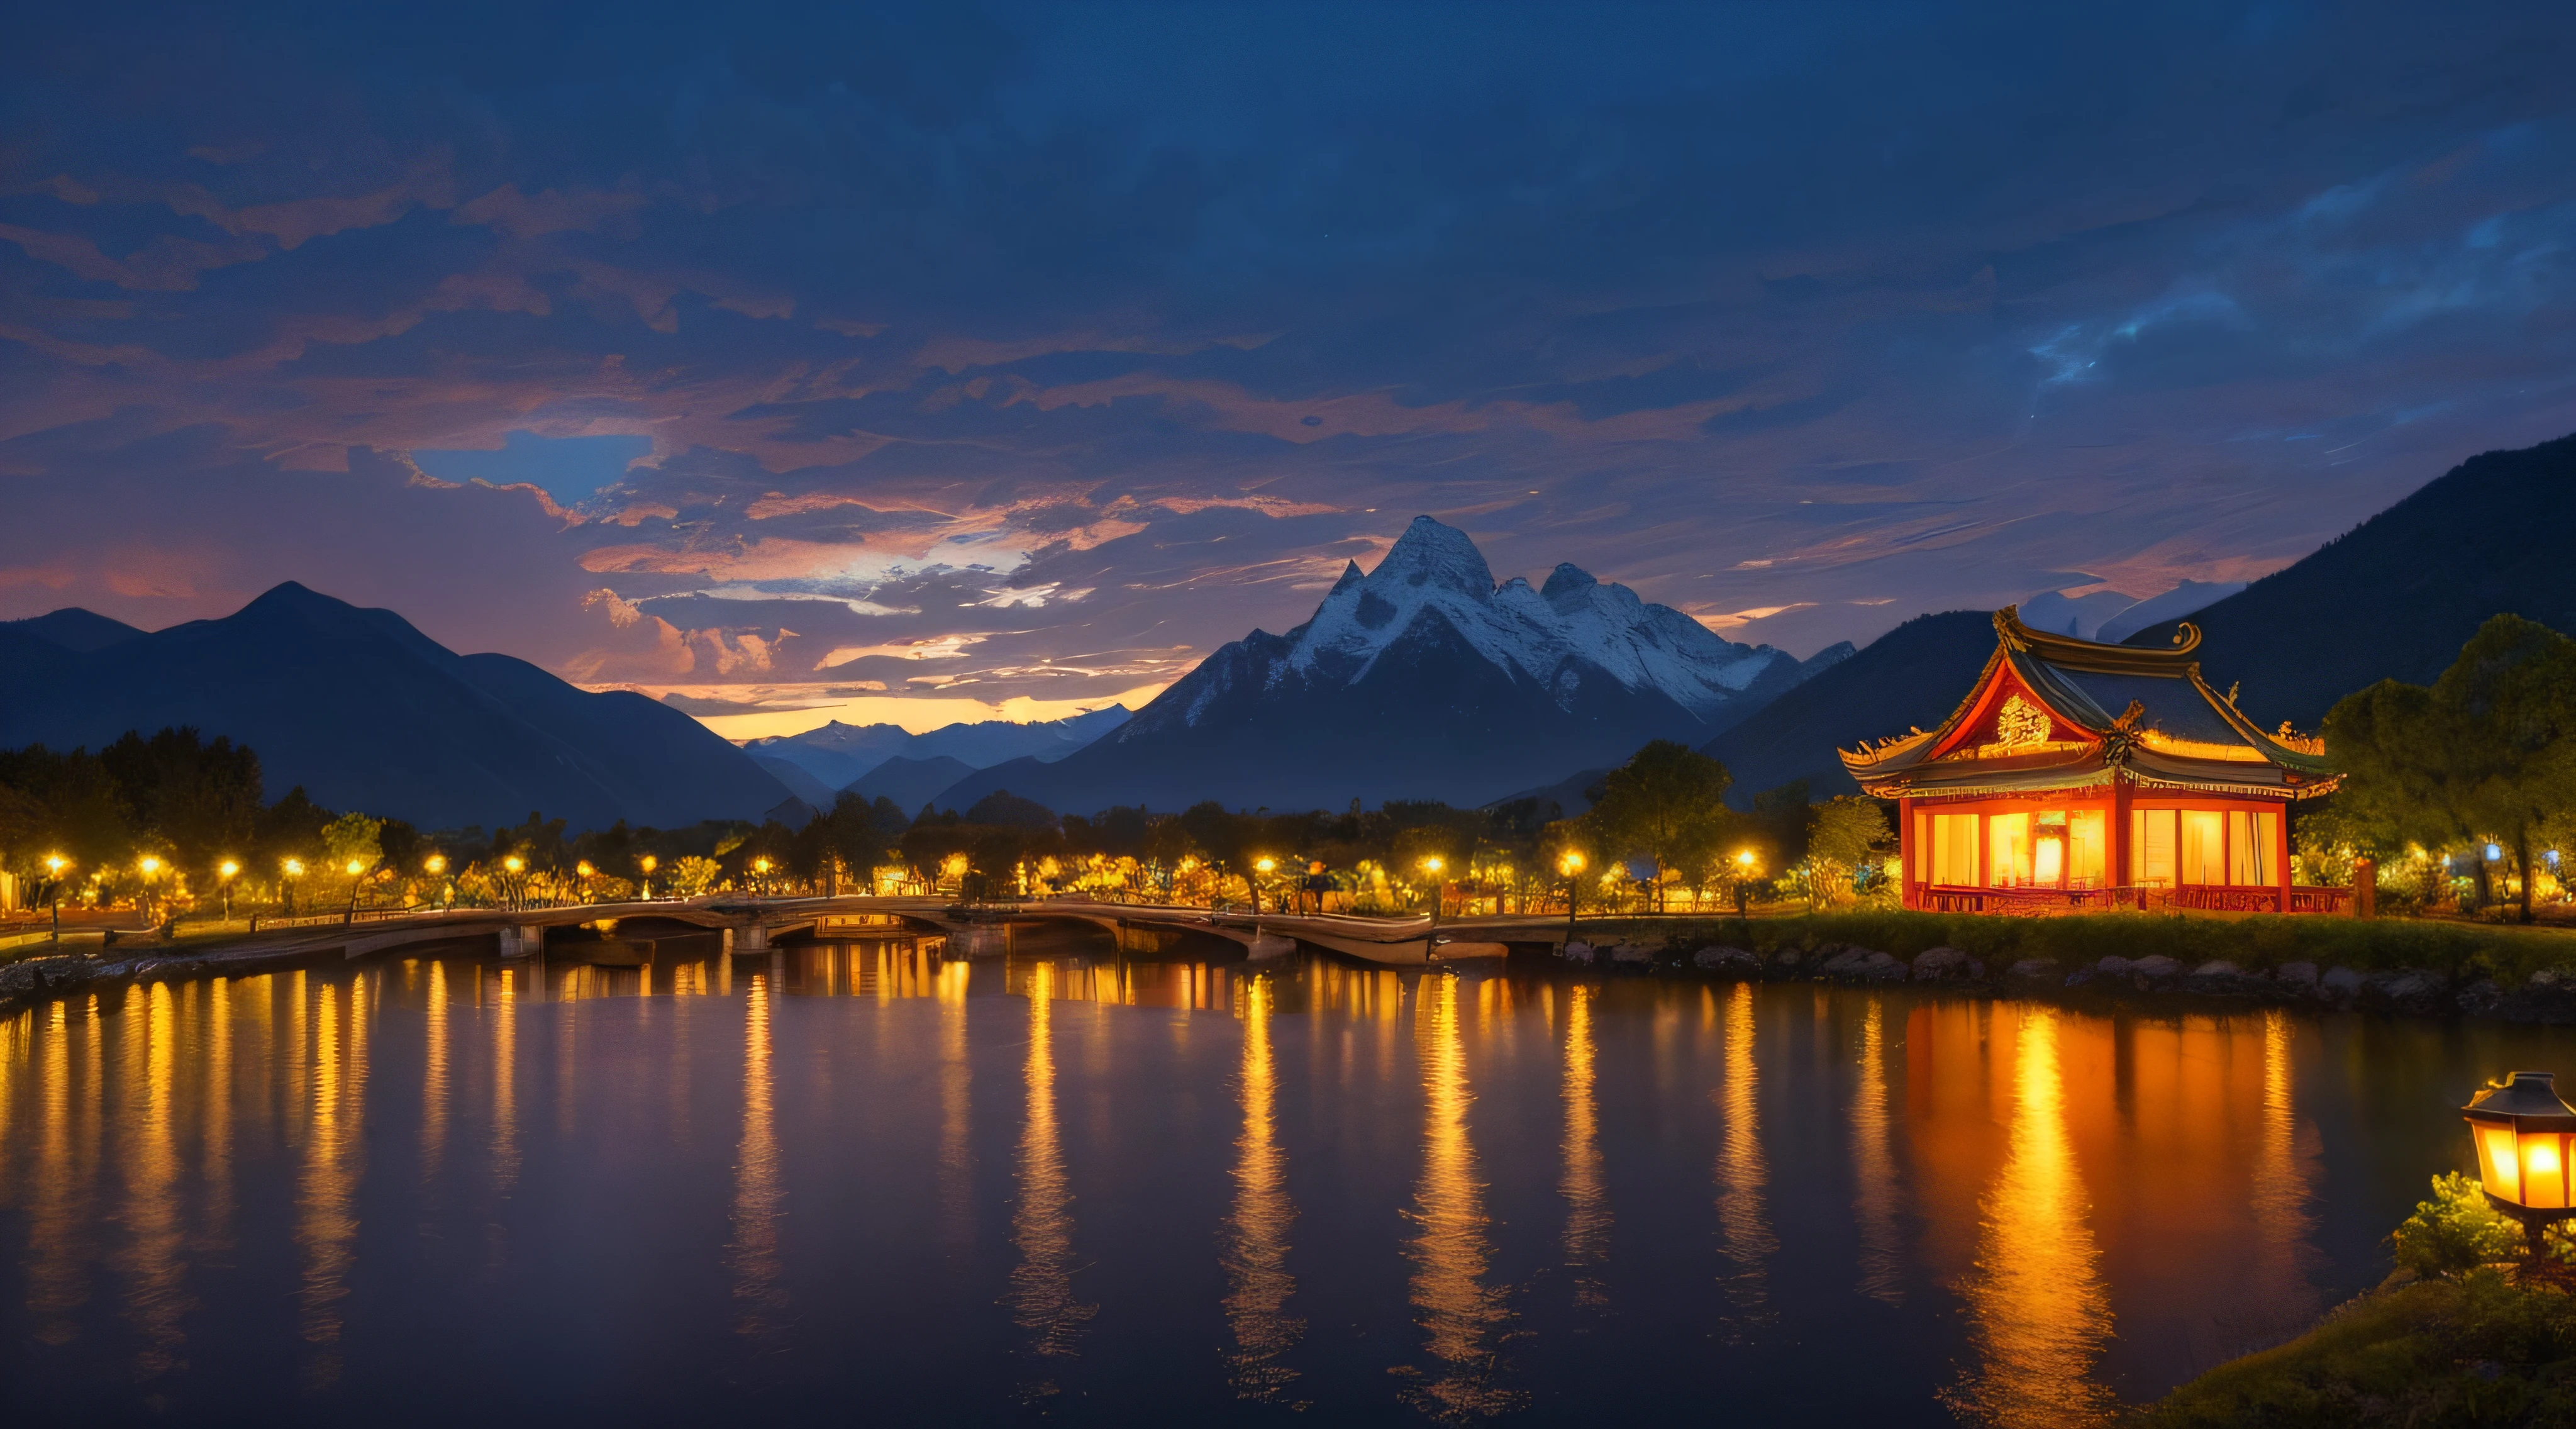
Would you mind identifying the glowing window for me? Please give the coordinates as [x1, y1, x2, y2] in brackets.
[1987, 813, 2031, 887]
[2131, 809, 2175, 887]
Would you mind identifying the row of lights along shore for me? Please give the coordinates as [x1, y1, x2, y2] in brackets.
[26, 847, 692, 925]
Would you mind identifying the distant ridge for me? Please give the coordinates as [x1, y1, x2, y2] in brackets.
[0, 582, 793, 830]
[2122, 431, 2576, 724]
[1697, 611, 2000, 801]
[4, 607, 148, 652]
[742, 706, 1129, 789]
[845, 753, 978, 813]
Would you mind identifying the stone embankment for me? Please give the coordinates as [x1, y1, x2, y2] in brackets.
[0, 941, 327, 1016]
[1557, 937, 2576, 1023]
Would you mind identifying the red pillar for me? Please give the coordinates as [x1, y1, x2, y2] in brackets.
[2108, 779, 2132, 908]
[2275, 801, 2295, 914]
[1899, 796, 1916, 909]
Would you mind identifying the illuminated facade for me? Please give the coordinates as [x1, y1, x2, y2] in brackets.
[1842, 608, 2349, 914]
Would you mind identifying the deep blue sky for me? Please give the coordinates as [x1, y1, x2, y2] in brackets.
[4, 2, 2572, 732]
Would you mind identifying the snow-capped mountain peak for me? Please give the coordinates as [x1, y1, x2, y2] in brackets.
[1275, 516, 1798, 721]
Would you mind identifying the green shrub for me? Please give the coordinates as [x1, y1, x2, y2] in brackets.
[2387, 1172, 2526, 1279]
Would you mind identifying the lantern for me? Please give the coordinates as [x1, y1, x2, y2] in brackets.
[2463, 1070, 2576, 1256]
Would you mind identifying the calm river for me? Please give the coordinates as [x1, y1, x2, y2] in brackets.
[0, 936, 2559, 1425]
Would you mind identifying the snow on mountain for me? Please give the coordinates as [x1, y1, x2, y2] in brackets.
[925, 516, 1837, 813]
[1253, 516, 1798, 725]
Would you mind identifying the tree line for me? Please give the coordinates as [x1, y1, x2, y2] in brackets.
[0, 726, 1899, 920]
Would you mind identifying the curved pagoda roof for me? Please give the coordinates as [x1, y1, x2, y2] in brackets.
[1839, 607, 2341, 801]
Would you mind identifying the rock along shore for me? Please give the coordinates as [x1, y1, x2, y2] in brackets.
[1553, 935, 2576, 1023]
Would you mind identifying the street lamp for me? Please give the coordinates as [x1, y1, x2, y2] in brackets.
[503, 854, 525, 909]
[44, 854, 69, 937]
[282, 857, 304, 916]
[1733, 849, 1760, 919]
[1421, 856, 1446, 927]
[137, 855, 163, 926]
[2465, 1070, 2576, 1259]
[1560, 851, 1587, 943]
[218, 859, 240, 921]
[424, 854, 449, 910]
[1253, 856, 1275, 915]
[575, 860, 596, 905]
[638, 854, 658, 901]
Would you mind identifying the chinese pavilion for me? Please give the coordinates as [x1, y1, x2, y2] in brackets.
[1841, 608, 2350, 914]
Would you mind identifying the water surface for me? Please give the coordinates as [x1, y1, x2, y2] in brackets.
[0, 938, 2558, 1425]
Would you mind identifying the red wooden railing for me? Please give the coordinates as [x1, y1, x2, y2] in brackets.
[1913, 883, 2355, 916]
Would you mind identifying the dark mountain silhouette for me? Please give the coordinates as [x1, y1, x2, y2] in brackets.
[750, 755, 843, 809]
[1696, 611, 2003, 802]
[743, 706, 1129, 789]
[845, 754, 979, 813]
[928, 517, 1841, 814]
[0, 582, 792, 830]
[2121, 432, 2576, 724]
[1684, 431, 2576, 803]
[4, 607, 148, 652]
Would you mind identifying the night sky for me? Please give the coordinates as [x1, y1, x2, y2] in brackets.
[5, 3, 2573, 737]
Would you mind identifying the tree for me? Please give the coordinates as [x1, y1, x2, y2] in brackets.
[1806, 796, 1893, 908]
[2326, 614, 2576, 922]
[1587, 740, 1734, 912]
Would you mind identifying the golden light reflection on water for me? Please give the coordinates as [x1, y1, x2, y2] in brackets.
[122, 982, 188, 1382]
[296, 974, 370, 1391]
[1559, 984, 1609, 1310]
[1223, 974, 1302, 1401]
[1713, 982, 1775, 1335]
[2243, 1009, 2319, 1340]
[730, 973, 786, 1342]
[938, 957, 972, 1252]
[422, 960, 448, 1186]
[1852, 996, 1904, 1306]
[0, 959, 2393, 1421]
[1399, 974, 1518, 1421]
[491, 967, 520, 1200]
[30, 998, 86, 1346]
[1950, 1006, 2115, 1429]
[1007, 960, 1095, 1386]
[203, 978, 235, 1258]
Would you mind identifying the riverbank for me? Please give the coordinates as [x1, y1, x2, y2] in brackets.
[1548, 909, 2576, 1023]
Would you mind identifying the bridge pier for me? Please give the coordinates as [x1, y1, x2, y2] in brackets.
[1245, 933, 1296, 961]
[736, 921, 769, 952]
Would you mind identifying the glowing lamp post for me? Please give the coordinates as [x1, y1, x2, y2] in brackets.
[1733, 849, 1760, 919]
[45, 854, 70, 937]
[425, 854, 449, 909]
[2465, 1071, 2576, 1259]
[282, 858, 304, 917]
[137, 855, 163, 926]
[218, 859, 240, 921]
[1253, 856, 1276, 916]
[638, 854, 658, 901]
[576, 860, 596, 905]
[1560, 852, 1586, 943]
[1421, 857, 1446, 927]
[503, 855, 525, 910]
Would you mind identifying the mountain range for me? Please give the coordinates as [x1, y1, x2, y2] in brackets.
[1695, 430, 2576, 803]
[741, 706, 1130, 799]
[926, 516, 1848, 813]
[0, 582, 796, 831]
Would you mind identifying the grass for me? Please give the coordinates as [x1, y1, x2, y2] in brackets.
[1567, 908, 2576, 984]
[2135, 1272, 2576, 1427]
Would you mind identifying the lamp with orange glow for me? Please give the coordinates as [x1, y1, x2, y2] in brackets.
[2464, 1070, 2576, 1258]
